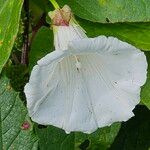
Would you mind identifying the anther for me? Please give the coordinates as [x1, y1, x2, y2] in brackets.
[74, 56, 82, 70]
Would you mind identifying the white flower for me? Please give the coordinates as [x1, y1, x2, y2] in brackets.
[24, 5, 147, 134]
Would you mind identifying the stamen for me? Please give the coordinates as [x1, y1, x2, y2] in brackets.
[74, 56, 82, 70]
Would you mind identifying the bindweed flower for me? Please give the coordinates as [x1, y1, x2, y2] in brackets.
[24, 5, 147, 134]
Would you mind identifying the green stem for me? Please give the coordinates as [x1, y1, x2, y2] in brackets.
[49, 0, 60, 9]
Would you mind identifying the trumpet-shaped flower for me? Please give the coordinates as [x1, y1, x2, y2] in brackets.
[24, 5, 147, 134]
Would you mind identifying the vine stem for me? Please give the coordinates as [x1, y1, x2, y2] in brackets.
[21, 0, 59, 65]
[49, 0, 60, 9]
[21, 0, 29, 65]
[30, 13, 47, 46]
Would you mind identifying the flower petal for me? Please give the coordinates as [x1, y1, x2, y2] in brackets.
[68, 36, 141, 54]
[24, 50, 65, 115]
[68, 36, 147, 86]
[25, 36, 147, 133]
[54, 25, 87, 50]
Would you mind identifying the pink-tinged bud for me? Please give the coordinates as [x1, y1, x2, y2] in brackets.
[21, 121, 30, 130]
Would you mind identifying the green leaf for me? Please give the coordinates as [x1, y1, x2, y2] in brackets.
[75, 123, 121, 150]
[0, 75, 38, 150]
[58, 0, 150, 23]
[0, 0, 6, 7]
[30, 0, 47, 24]
[36, 123, 120, 150]
[78, 19, 150, 51]
[0, 0, 23, 73]
[30, 0, 53, 12]
[141, 52, 150, 109]
[29, 26, 53, 70]
[109, 105, 150, 150]
[36, 126, 75, 150]
[5, 65, 29, 92]
[29, 0, 53, 24]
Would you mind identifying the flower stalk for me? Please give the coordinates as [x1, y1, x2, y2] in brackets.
[49, 0, 60, 9]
